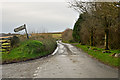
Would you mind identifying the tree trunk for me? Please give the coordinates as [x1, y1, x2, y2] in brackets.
[118, 7, 120, 49]
[104, 16, 109, 50]
[90, 29, 94, 46]
[104, 28, 109, 50]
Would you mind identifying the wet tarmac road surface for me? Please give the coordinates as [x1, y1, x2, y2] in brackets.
[2, 41, 118, 78]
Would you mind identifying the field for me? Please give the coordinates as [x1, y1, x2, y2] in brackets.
[52, 34, 62, 39]
[31, 32, 62, 40]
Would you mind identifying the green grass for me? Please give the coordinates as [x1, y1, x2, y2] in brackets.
[2, 40, 55, 64]
[75, 44, 120, 68]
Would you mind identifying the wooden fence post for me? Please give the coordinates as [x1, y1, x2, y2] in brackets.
[24, 24, 29, 39]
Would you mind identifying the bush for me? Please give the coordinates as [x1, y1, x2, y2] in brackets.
[29, 34, 57, 53]
[22, 40, 45, 54]
[42, 38, 57, 53]
[10, 36, 20, 48]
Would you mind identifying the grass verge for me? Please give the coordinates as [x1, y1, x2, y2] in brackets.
[73, 44, 120, 68]
[2, 40, 56, 64]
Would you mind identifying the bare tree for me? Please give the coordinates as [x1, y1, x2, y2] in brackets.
[95, 2, 118, 50]
[68, 0, 97, 46]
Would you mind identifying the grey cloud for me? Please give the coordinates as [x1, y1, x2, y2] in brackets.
[2, 2, 79, 33]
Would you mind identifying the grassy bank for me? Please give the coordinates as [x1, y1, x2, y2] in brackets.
[74, 44, 120, 68]
[2, 34, 57, 64]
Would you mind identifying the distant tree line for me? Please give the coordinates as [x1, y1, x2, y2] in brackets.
[69, 1, 120, 49]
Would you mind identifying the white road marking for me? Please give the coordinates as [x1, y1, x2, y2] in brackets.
[52, 46, 59, 55]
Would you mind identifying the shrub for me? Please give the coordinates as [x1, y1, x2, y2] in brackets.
[23, 40, 45, 54]
[10, 36, 20, 48]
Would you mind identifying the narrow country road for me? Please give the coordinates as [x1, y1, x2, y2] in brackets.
[2, 41, 118, 78]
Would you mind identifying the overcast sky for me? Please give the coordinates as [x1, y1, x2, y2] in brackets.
[1, 1, 79, 34]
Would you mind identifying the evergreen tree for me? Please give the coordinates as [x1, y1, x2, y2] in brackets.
[72, 14, 84, 42]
